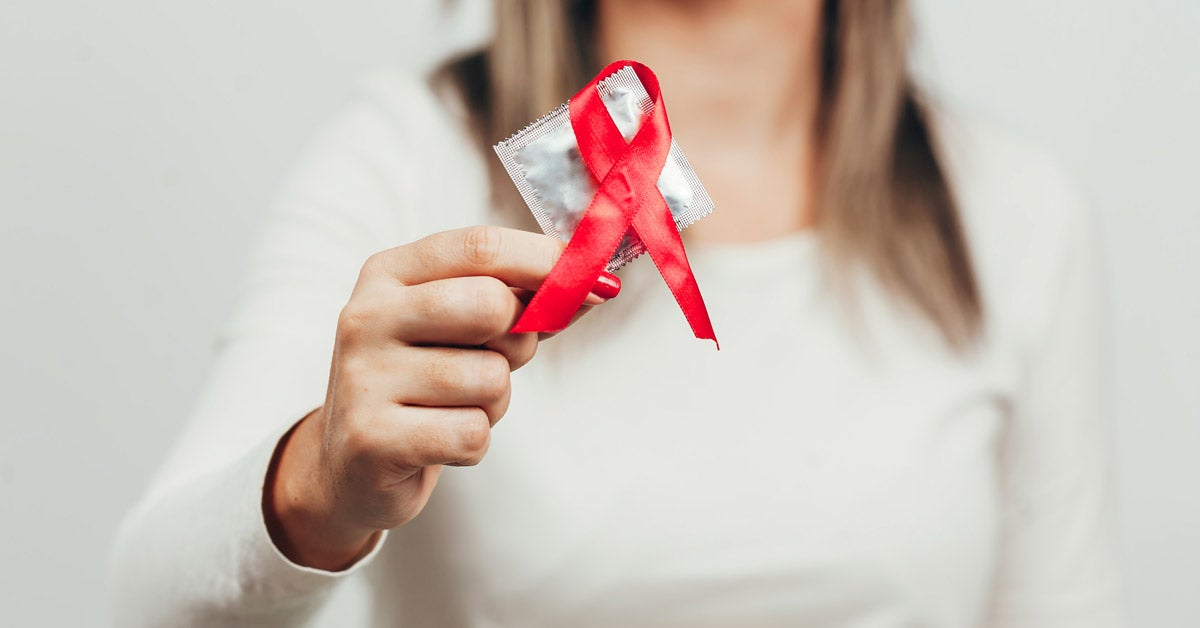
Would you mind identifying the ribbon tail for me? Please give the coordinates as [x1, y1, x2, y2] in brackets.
[632, 202, 719, 349]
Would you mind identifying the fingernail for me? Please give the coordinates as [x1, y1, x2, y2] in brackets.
[586, 271, 621, 304]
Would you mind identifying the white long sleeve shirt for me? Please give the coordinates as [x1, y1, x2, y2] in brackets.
[109, 69, 1124, 627]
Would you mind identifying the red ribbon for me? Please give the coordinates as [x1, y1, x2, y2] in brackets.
[511, 60, 718, 348]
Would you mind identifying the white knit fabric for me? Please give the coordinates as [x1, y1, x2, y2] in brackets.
[110, 70, 1125, 627]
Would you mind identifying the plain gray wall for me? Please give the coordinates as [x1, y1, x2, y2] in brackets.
[1, 1, 1196, 626]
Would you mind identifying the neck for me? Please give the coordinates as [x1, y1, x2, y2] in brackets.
[594, 0, 823, 153]
[593, 0, 825, 242]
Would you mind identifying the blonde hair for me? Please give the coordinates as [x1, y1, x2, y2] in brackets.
[442, 0, 982, 348]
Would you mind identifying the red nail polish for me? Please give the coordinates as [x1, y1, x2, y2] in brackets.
[590, 271, 621, 300]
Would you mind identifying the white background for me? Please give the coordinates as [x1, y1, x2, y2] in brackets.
[1, 1, 1196, 626]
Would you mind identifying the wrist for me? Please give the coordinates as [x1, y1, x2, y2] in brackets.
[264, 407, 379, 571]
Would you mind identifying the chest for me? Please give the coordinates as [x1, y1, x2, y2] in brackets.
[375, 267, 1012, 627]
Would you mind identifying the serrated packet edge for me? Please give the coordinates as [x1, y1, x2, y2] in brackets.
[493, 65, 715, 272]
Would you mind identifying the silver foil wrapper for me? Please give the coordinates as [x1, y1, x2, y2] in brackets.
[493, 65, 714, 271]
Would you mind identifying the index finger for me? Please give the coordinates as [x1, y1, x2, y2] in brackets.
[365, 226, 566, 292]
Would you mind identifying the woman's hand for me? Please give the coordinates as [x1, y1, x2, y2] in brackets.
[263, 226, 619, 570]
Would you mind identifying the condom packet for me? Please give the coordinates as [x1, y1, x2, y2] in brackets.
[493, 65, 714, 271]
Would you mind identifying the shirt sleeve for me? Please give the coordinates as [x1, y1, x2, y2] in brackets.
[986, 181, 1126, 627]
[108, 80, 421, 627]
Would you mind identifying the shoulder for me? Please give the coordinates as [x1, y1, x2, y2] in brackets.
[931, 109, 1105, 350]
[324, 67, 487, 176]
[292, 68, 492, 237]
[348, 68, 475, 143]
[934, 109, 1091, 237]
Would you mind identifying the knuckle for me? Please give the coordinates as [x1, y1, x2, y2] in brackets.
[475, 352, 511, 400]
[486, 388, 512, 426]
[404, 237, 439, 276]
[336, 352, 374, 386]
[336, 301, 376, 342]
[462, 225, 503, 267]
[360, 251, 391, 280]
[337, 418, 376, 458]
[511, 333, 539, 370]
[455, 412, 492, 465]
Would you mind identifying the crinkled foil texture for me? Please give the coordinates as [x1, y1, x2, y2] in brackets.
[493, 66, 714, 271]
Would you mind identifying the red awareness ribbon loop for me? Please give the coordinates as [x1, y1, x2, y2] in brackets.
[510, 60, 718, 348]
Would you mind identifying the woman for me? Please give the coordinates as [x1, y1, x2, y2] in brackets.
[111, 1, 1124, 626]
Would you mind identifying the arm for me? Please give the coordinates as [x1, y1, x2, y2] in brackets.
[109, 80, 614, 626]
[986, 189, 1126, 627]
[107, 95, 413, 627]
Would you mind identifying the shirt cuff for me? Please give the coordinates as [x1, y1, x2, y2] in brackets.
[239, 421, 389, 599]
